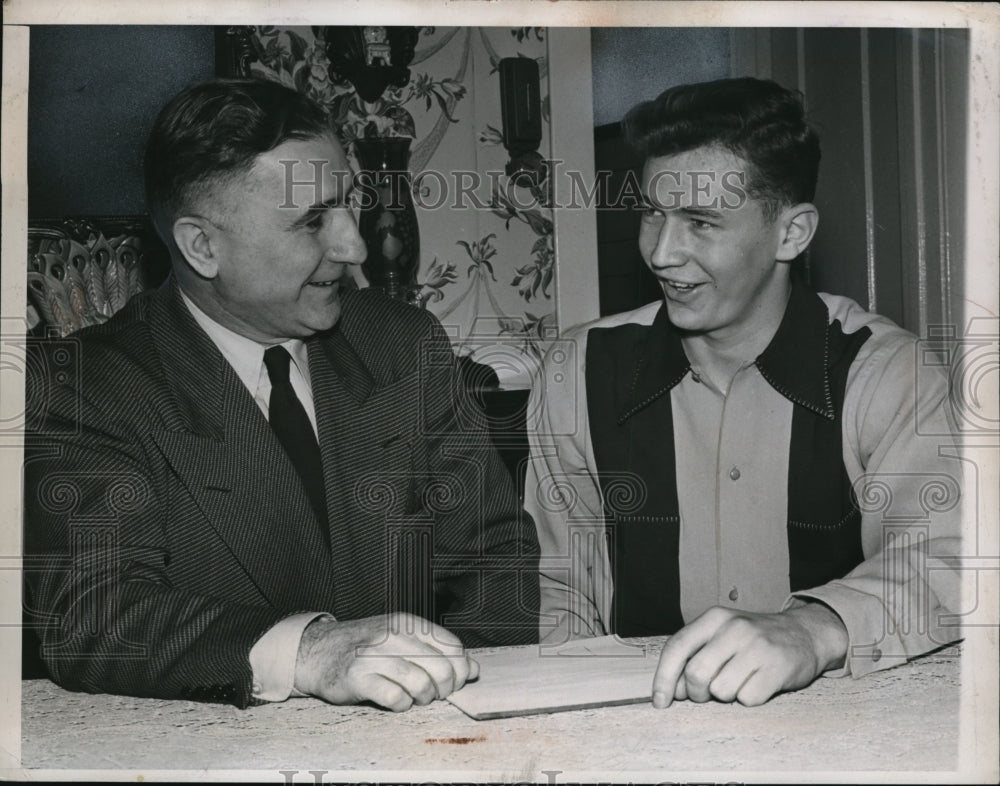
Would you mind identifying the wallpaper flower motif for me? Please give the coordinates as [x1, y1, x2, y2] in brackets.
[246, 26, 556, 382]
[491, 184, 554, 302]
[438, 234, 503, 324]
[413, 257, 458, 308]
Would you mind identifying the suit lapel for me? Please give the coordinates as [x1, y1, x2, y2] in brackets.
[309, 332, 380, 559]
[309, 329, 415, 503]
[148, 280, 338, 610]
[308, 329, 418, 618]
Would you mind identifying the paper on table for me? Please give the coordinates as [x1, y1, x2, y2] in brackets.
[447, 635, 659, 720]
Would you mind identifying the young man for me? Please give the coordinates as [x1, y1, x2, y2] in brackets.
[524, 78, 962, 706]
[24, 79, 540, 709]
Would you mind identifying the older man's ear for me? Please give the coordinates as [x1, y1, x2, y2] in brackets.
[173, 216, 220, 279]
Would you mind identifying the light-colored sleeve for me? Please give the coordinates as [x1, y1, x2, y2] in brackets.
[788, 333, 964, 678]
[523, 329, 614, 645]
[249, 612, 332, 701]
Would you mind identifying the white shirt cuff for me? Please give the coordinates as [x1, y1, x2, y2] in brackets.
[249, 611, 332, 701]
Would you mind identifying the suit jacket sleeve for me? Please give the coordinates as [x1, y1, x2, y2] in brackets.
[24, 339, 286, 707]
[411, 314, 541, 647]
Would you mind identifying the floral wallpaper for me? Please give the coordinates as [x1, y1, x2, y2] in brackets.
[247, 26, 556, 383]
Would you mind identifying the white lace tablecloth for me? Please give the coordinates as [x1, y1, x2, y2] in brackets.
[18, 641, 961, 778]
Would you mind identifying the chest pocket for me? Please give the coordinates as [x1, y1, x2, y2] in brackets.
[787, 508, 864, 590]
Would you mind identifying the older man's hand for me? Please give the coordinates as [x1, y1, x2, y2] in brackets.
[651, 600, 849, 708]
[294, 613, 479, 711]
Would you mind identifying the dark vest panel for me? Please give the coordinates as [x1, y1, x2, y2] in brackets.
[785, 320, 871, 590]
[585, 292, 871, 637]
[586, 321, 685, 636]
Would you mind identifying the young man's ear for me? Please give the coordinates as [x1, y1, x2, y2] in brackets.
[775, 203, 819, 261]
[172, 216, 220, 279]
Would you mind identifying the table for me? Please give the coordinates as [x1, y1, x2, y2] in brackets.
[19, 642, 961, 778]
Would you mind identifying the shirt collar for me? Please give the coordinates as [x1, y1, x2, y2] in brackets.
[619, 280, 834, 423]
[617, 303, 690, 424]
[179, 288, 309, 391]
[755, 279, 835, 419]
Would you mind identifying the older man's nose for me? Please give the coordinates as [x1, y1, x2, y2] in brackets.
[325, 210, 368, 265]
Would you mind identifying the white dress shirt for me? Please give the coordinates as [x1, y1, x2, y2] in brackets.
[180, 289, 319, 436]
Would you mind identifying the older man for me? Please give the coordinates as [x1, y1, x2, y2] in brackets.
[25, 78, 539, 709]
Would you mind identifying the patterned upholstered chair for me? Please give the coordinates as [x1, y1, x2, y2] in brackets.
[26, 216, 170, 337]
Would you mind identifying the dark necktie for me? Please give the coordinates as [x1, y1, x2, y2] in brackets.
[263, 346, 329, 533]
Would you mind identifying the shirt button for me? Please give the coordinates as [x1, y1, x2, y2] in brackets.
[729, 467, 741, 481]
[728, 586, 739, 602]
[871, 647, 882, 663]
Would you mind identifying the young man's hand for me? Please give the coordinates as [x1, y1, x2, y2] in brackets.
[651, 600, 849, 707]
[294, 613, 479, 711]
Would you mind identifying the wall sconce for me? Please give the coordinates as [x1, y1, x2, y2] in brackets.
[319, 26, 419, 103]
[499, 57, 547, 187]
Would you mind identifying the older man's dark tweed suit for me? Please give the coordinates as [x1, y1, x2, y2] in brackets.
[24, 277, 540, 707]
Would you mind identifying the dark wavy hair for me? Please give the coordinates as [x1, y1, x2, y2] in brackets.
[144, 78, 332, 249]
[623, 77, 821, 219]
